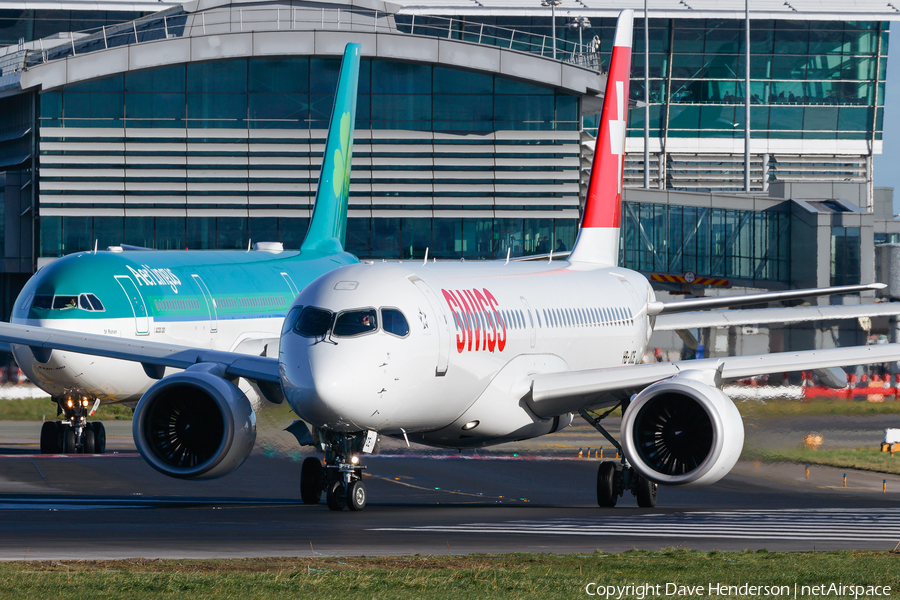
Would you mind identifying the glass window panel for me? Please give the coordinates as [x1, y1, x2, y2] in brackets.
[809, 28, 844, 54]
[496, 218, 523, 257]
[803, 106, 839, 131]
[671, 53, 707, 79]
[186, 93, 247, 122]
[493, 95, 552, 127]
[433, 95, 492, 123]
[248, 93, 309, 124]
[249, 217, 277, 244]
[125, 92, 184, 120]
[278, 217, 309, 250]
[494, 78, 552, 95]
[462, 218, 494, 259]
[770, 55, 807, 79]
[704, 27, 741, 54]
[843, 30, 876, 54]
[433, 67, 492, 94]
[309, 58, 341, 94]
[749, 28, 774, 54]
[841, 56, 876, 81]
[186, 60, 247, 94]
[371, 94, 432, 126]
[372, 61, 431, 95]
[40, 216, 62, 257]
[249, 57, 308, 94]
[431, 218, 461, 258]
[370, 218, 400, 259]
[400, 218, 431, 260]
[673, 27, 704, 54]
[668, 105, 701, 130]
[342, 217, 369, 256]
[556, 94, 578, 124]
[773, 28, 809, 55]
[216, 217, 245, 249]
[768, 106, 803, 130]
[187, 217, 215, 249]
[64, 92, 123, 120]
[156, 217, 185, 250]
[123, 217, 154, 248]
[61, 217, 93, 255]
[66, 75, 123, 93]
[700, 105, 736, 130]
[804, 54, 844, 80]
[838, 106, 871, 132]
[125, 65, 185, 93]
[41, 91, 62, 123]
[92, 216, 123, 250]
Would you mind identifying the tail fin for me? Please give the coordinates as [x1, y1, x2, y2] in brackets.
[568, 10, 633, 266]
[301, 43, 360, 254]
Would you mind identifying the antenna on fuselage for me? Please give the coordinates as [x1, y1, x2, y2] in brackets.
[93, 239, 97, 254]
[247, 239, 252, 252]
[548, 249, 553, 263]
[505, 247, 510, 265]
[423, 247, 429, 266]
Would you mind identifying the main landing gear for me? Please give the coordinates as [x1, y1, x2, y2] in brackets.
[580, 406, 658, 508]
[300, 430, 376, 511]
[39, 395, 107, 455]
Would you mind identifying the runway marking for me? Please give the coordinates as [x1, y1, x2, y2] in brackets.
[371, 508, 900, 542]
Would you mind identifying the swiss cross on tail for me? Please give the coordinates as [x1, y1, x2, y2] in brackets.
[568, 10, 634, 266]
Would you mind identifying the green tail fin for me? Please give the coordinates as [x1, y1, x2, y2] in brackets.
[301, 43, 360, 254]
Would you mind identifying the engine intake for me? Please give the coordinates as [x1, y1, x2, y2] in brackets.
[133, 366, 256, 479]
[621, 371, 743, 486]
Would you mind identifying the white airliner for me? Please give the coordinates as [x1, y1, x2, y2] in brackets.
[1, 14, 899, 512]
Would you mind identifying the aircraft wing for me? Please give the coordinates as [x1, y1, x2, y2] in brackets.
[0, 322, 280, 384]
[654, 301, 900, 330]
[527, 343, 900, 418]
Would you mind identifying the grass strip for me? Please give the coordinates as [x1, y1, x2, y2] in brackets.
[746, 446, 900, 476]
[0, 550, 895, 600]
[736, 397, 900, 418]
[0, 397, 134, 421]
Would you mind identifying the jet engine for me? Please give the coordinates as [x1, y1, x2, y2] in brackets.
[133, 365, 257, 479]
[620, 371, 744, 486]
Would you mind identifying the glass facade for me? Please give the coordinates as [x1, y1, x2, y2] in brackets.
[619, 201, 791, 282]
[0, 10, 143, 45]
[38, 57, 581, 259]
[831, 226, 861, 285]
[40, 57, 579, 132]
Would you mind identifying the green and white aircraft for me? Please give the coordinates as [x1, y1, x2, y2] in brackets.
[8, 43, 362, 456]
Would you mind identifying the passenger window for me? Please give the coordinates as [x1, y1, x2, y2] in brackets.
[295, 307, 334, 338]
[53, 295, 78, 309]
[333, 308, 378, 337]
[382, 308, 409, 337]
[282, 305, 303, 335]
[31, 295, 53, 310]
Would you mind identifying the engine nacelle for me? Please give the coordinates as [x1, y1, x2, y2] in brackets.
[133, 366, 257, 479]
[621, 371, 744, 486]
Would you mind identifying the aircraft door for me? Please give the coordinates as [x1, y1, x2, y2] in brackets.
[114, 275, 150, 336]
[409, 277, 450, 376]
[192, 274, 218, 333]
[520, 297, 536, 348]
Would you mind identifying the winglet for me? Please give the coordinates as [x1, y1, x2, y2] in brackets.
[301, 43, 360, 254]
[568, 10, 633, 265]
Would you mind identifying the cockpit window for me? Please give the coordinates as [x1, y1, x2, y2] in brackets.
[295, 307, 334, 338]
[382, 308, 409, 337]
[283, 306, 302, 335]
[31, 295, 53, 310]
[333, 309, 378, 338]
[85, 294, 104, 311]
[53, 295, 79, 309]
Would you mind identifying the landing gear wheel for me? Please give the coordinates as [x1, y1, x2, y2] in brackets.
[83, 429, 96, 454]
[90, 422, 106, 454]
[300, 457, 324, 505]
[346, 480, 366, 511]
[596, 461, 618, 507]
[326, 480, 346, 511]
[40, 421, 59, 454]
[63, 428, 76, 454]
[635, 474, 658, 508]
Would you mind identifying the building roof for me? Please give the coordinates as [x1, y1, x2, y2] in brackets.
[393, 0, 900, 20]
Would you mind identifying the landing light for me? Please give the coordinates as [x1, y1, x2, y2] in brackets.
[66, 398, 73, 408]
[462, 421, 479, 431]
[81, 398, 89, 407]
[350, 455, 359, 465]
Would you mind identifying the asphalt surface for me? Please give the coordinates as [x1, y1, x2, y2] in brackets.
[0, 415, 897, 559]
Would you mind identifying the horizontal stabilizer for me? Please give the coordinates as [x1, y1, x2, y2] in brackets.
[654, 301, 900, 330]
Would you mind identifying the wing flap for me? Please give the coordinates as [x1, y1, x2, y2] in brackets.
[0, 323, 281, 384]
[655, 302, 900, 330]
[528, 343, 900, 418]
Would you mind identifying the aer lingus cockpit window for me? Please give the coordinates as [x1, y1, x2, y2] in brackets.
[283, 306, 302, 335]
[381, 308, 409, 337]
[31, 295, 53, 310]
[295, 307, 334, 338]
[52, 295, 79, 309]
[79, 294, 105, 311]
[333, 309, 378, 338]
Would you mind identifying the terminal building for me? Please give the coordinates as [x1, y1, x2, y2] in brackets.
[0, 0, 897, 358]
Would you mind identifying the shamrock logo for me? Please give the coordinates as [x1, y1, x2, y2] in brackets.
[331, 111, 352, 201]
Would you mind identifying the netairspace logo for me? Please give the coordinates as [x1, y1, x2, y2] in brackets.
[584, 582, 892, 599]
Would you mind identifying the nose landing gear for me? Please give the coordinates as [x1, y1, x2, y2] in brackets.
[39, 395, 107, 455]
[299, 429, 375, 511]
